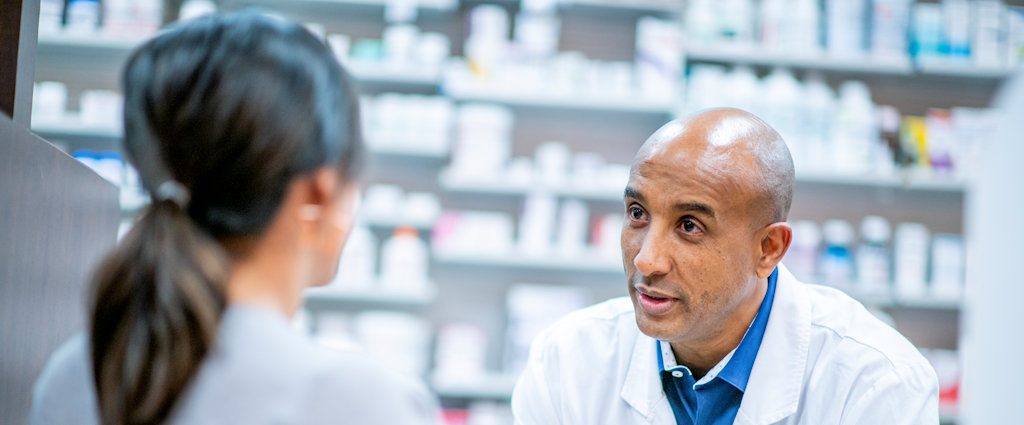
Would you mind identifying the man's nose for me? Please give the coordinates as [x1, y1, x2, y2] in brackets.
[633, 231, 671, 277]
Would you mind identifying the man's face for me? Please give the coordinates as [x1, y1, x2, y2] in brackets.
[621, 139, 763, 345]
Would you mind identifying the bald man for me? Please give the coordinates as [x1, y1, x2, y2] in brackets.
[511, 109, 939, 425]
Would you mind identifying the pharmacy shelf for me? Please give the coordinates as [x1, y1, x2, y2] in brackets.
[433, 249, 623, 275]
[33, 121, 447, 160]
[559, 0, 683, 14]
[916, 58, 1015, 79]
[438, 172, 623, 202]
[852, 292, 962, 311]
[37, 33, 440, 86]
[685, 45, 914, 75]
[796, 170, 966, 192]
[225, 0, 457, 12]
[33, 121, 122, 140]
[37, 31, 145, 53]
[432, 374, 518, 400]
[358, 215, 435, 231]
[444, 85, 674, 115]
[685, 44, 1017, 80]
[304, 286, 437, 309]
[366, 142, 448, 159]
[345, 61, 442, 86]
[940, 406, 959, 425]
[440, 170, 964, 201]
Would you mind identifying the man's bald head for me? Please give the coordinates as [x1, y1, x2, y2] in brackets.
[635, 107, 795, 225]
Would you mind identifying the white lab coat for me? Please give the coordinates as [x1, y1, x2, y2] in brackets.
[511, 265, 939, 425]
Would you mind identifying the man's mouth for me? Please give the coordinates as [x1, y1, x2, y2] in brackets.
[635, 286, 678, 316]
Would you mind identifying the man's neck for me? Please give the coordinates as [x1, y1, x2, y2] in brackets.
[668, 278, 767, 379]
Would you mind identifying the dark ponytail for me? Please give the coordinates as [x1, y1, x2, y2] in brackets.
[90, 201, 229, 424]
[88, 11, 363, 424]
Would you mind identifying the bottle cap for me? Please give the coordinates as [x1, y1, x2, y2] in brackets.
[394, 226, 419, 238]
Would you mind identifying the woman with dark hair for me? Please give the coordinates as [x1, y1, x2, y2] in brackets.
[29, 12, 438, 425]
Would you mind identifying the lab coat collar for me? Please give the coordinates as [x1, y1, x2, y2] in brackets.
[734, 264, 811, 425]
[619, 265, 811, 425]
[620, 327, 664, 421]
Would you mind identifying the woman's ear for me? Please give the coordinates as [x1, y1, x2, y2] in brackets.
[309, 168, 339, 210]
[291, 168, 342, 244]
[756, 222, 792, 278]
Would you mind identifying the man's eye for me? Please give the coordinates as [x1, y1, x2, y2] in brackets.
[629, 206, 645, 220]
[682, 218, 699, 233]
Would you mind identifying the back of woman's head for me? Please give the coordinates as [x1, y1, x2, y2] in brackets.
[89, 11, 362, 424]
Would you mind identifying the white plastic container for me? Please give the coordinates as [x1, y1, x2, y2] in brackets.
[785, 220, 822, 282]
[759, 0, 787, 50]
[433, 323, 488, 383]
[353, 311, 431, 375]
[801, 73, 837, 172]
[534, 142, 571, 186]
[761, 69, 803, 163]
[556, 199, 589, 258]
[179, 0, 217, 21]
[894, 223, 930, 298]
[432, 210, 515, 255]
[380, 227, 430, 294]
[820, 219, 856, 290]
[451, 104, 513, 180]
[504, 284, 587, 374]
[789, 0, 822, 53]
[635, 17, 683, 101]
[362, 184, 404, 219]
[972, 1, 1006, 68]
[871, 0, 912, 60]
[518, 193, 558, 257]
[383, 24, 419, 66]
[79, 90, 123, 129]
[833, 81, 877, 174]
[66, 0, 100, 34]
[333, 225, 376, 291]
[857, 215, 892, 295]
[402, 191, 441, 225]
[515, 12, 560, 59]
[826, 0, 867, 57]
[930, 234, 964, 299]
[104, 0, 162, 37]
[33, 81, 67, 124]
[38, 0, 64, 33]
[594, 213, 623, 261]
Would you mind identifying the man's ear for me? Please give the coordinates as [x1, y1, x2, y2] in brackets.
[756, 222, 792, 278]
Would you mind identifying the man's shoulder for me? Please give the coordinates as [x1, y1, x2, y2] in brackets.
[799, 282, 937, 386]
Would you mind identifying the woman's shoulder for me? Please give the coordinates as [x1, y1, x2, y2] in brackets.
[30, 334, 99, 425]
[181, 307, 440, 424]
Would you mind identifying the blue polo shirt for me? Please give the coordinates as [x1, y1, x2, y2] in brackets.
[657, 267, 778, 425]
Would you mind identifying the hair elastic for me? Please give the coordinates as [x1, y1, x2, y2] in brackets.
[156, 180, 191, 208]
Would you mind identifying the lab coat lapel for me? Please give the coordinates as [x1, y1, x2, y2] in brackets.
[734, 265, 812, 425]
[620, 331, 672, 424]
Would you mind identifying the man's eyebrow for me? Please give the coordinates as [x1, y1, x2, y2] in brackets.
[624, 187, 644, 202]
[673, 202, 716, 219]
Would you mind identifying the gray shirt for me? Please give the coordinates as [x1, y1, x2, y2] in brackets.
[30, 305, 440, 424]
